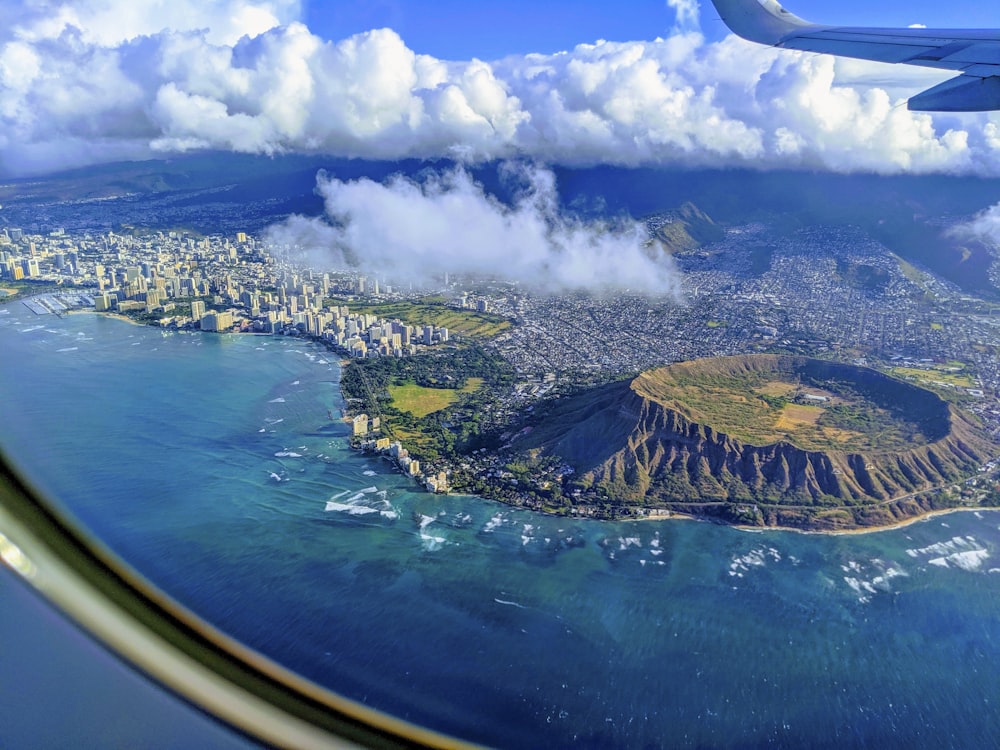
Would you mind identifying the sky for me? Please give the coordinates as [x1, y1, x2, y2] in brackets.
[306, 1, 1000, 60]
[3, 0, 1000, 179]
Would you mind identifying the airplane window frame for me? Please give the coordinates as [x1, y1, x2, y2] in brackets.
[0, 450, 469, 750]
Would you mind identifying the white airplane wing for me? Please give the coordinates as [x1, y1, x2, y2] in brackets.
[709, 0, 1000, 111]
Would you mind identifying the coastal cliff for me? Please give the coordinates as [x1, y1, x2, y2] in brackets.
[508, 355, 995, 529]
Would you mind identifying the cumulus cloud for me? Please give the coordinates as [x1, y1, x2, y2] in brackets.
[948, 202, 1000, 245]
[8, 0, 300, 46]
[666, 0, 701, 32]
[263, 163, 683, 295]
[3, 0, 1000, 176]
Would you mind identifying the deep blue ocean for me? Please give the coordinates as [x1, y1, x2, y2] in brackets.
[2, 300, 1000, 748]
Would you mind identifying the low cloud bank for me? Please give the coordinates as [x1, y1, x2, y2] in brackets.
[264, 163, 683, 295]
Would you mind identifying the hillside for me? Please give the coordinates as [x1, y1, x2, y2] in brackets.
[509, 355, 995, 529]
[649, 201, 725, 253]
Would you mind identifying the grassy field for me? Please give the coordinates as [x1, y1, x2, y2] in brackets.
[755, 381, 796, 397]
[328, 299, 510, 340]
[890, 366, 976, 389]
[388, 377, 484, 418]
[636, 370, 918, 451]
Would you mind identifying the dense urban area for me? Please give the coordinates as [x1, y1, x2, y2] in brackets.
[3, 210, 1000, 525]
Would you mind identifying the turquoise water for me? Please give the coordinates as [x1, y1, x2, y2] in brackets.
[2, 301, 1000, 748]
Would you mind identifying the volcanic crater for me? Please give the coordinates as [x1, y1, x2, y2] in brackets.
[515, 355, 993, 528]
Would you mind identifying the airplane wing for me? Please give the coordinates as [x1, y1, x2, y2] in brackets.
[708, 0, 1000, 111]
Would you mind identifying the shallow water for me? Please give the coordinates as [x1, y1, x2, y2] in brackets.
[2, 302, 1000, 748]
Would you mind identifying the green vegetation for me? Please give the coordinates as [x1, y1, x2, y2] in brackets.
[835, 259, 890, 292]
[341, 347, 513, 461]
[0, 279, 66, 302]
[634, 364, 940, 452]
[649, 202, 725, 253]
[890, 365, 976, 389]
[493, 355, 992, 529]
[388, 378, 483, 418]
[325, 298, 510, 340]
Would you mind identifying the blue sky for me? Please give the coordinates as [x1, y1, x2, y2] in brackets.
[305, 0, 1000, 59]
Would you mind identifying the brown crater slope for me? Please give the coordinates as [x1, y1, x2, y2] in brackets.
[514, 355, 993, 528]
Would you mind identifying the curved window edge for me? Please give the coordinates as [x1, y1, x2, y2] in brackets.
[0, 451, 475, 750]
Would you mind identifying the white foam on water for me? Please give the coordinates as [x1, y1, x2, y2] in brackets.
[482, 513, 504, 533]
[269, 472, 282, 482]
[265, 418, 284, 424]
[906, 536, 989, 571]
[730, 547, 780, 574]
[651, 549, 663, 556]
[57, 346, 78, 352]
[329, 490, 351, 500]
[269, 397, 286, 403]
[324, 501, 379, 515]
[258, 428, 266, 433]
[359, 486, 378, 494]
[619, 537, 641, 550]
[274, 451, 302, 458]
[947, 549, 990, 571]
[419, 518, 446, 550]
[843, 577, 874, 604]
[291, 380, 300, 385]
[363, 470, 377, 476]
[494, 598, 527, 608]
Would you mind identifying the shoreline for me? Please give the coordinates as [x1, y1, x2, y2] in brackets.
[488, 499, 998, 535]
[778, 505, 999, 536]
[46, 298, 1000, 538]
[67, 308, 148, 328]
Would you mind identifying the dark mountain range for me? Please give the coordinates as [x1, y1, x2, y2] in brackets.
[2, 153, 998, 296]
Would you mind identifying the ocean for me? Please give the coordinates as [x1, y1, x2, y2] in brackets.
[2, 300, 1000, 748]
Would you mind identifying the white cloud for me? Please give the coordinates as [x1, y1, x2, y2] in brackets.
[264, 163, 684, 296]
[666, 0, 701, 32]
[948, 202, 1000, 245]
[8, 0, 301, 46]
[3, 0, 1000, 176]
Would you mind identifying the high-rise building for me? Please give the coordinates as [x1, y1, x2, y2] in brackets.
[352, 414, 369, 436]
[200, 311, 234, 332]
[190, 300, 206, 320]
